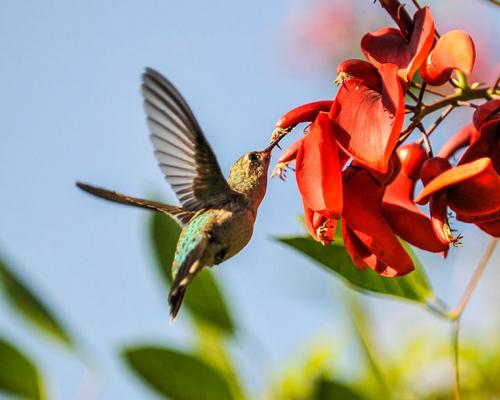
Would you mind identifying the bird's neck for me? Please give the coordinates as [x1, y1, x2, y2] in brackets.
[228, 175, 267, 211]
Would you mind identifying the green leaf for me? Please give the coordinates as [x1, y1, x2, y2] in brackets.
[0, 256, 73, 349]
[313, 378, 366, 400]
[193, 322, 244, 400]
[0, 337, 45, 400]
[149, 212, 235, 334]
[346, 294, 389, 395]
[274, 234, 434, 304]
[122, 346, 234, 400]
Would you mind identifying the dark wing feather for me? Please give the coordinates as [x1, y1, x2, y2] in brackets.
[142, 68, 230, 210]
[76, 182, 195, 226]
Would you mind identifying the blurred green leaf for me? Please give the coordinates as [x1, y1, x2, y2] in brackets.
[194, 322, 244, 400]
[271, 341, 335, 400]
[274, 234, 434, 304]
[0, 256, 73, 349]
[122, 346, 234, 400]
[313, 378, 366, 400]
[149, 212, 235, 334]
[346, 294, 389, 396]
[0, 337, 45, 400]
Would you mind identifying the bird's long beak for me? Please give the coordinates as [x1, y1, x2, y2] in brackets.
[263, 134, 284, 154]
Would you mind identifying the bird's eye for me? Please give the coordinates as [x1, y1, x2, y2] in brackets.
[248, 152, 259, 162]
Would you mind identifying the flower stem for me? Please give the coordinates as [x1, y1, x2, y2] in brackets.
[416, 105, 455, 144]
[419, 87, 495, 120]
[415, 82, 427, 112]
[452, 319, 461, 400]
[450, 238, 498, 320]
[411, 81, 447, 98]
[398, 86, 498, 145]
[447, 238, 498, 399]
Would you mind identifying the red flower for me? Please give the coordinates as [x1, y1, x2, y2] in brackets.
[473, 100, 500, 130]
[361, 6, 435, 82]
[342, 167, 414, 277]
[416, 118, 500, 239]
[303, 201, 338, 246]
[458, 118, 500, 173]
[381, 144, 449, 253]
[420, 30, 476, 86]
[415, 157, 461, 245]
[418, 157, 500, 218]
[272, 137, 303, 180]
[271, 100, 333, 142]
[296, 112, 343, 220]
[329, 59, 405, 174]
[272, 112, 347, 245]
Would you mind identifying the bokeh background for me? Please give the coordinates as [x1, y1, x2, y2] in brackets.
[0, 0, 499, 399]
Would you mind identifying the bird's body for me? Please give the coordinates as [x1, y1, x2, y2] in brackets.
[77, 68, 277, 320]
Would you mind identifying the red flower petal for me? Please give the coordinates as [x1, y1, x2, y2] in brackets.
[473, 100, 500, 130]
[476, 219, 500, 237]
[342, 167, 414, 276]
[342, 222, 400, 276]
[459, 210, 500, 237]
[417, 157, 458, 245]
[296, 112, 343, 218]
[330, 60, 405, 174]
[303, 201, 337, 245]
[382, 144, 449, 253]
[459, 119, 500, 173]
[361, 7, 435, 81]
[277, 138, 303, 164]
[272, 137, 304, 180]
[457, 209, 500, 224]
[428, 190, 456, 245]
[342, 222, 370, 270]
[420, 30, 476, 86]
[275, 101, 334, 129]
[417, 158, 500, 217]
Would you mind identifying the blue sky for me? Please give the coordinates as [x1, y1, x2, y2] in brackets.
[0, 1, 498, 399]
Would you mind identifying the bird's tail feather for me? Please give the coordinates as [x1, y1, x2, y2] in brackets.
[168, 285, 187, 323]
[168, 235, 207, 322]
[76, 181, 194, 225]
[168, 258, 203, 321]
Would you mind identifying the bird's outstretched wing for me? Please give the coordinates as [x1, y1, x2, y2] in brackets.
[76, 182, 196, 226]
[142, 68, 231, 210]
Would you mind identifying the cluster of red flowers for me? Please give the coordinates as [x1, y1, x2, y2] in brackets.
[271, 6, 499, 277]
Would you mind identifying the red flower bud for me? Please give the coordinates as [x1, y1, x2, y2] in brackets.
[419, 157, 452, 185]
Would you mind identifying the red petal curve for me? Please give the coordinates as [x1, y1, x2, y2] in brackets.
[416, 158, 500, 217]
[330, 62, 405, 174]
[382, 145, 448, 253]
[420, 30, 475, 86]
[343, 168, 414, 276]
[296, 112, 343, 218]
[361, 7, 435, 81]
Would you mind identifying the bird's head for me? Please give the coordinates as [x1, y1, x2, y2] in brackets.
[228, 142, 278, 207]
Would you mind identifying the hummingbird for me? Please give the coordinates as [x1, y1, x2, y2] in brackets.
[77, 68, 281, 320]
